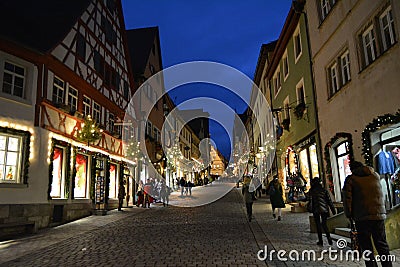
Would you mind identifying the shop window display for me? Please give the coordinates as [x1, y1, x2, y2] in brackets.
[336, 142, 351, 190]
[75, 153, 88, 198]
[109, 164, 117, 198]
[50, 147, 64, 198]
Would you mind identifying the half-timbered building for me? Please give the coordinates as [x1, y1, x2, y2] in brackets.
[0, 0, 138, 229]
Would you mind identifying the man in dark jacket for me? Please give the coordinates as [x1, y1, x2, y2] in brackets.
[309, 177, 336, 245]
[342, 161, 392, 267]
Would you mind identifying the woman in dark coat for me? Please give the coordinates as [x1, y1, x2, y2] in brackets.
[242, 176, 254, 222]
[266, 177, 285, 221]
[308, 177, 336, 245]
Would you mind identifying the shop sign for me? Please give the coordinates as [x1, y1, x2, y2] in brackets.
[95, 158, 104, 170]
[296, 136, 315, 150]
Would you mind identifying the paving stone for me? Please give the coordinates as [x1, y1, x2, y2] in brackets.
[0, 184, 399, 266]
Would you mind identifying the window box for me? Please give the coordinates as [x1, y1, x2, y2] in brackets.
[282, 118, 290, 131]
[294, 102, 306, 120]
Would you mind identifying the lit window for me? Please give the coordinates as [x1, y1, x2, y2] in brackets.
[109, 164, 117, 198]
[2, 61, 25, 98]
[0, 134, 22, 183]
[50, 146, 65, 198]
[74, 153, 88, 198]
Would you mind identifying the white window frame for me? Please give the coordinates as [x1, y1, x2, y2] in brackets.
[52, 76, 65, 104]
[379, 6, 396, 51]
[92, 101, 101, 124]
[67, 86, 78, 112]
[321, 0, 330, 20]
[2, 61, 25, 99]
[83, 95, 91, 117]
[362, 25, 376, 66]
[296, 78, 306, 105]
[330, 63, 339, 96]
[283, 97, 290, 120]
[273, 68, 281, 97]
[282, 50, 289, 80]
[340, 51, 351, 85]
[294, 26, 302, 63]
[0, 133, 22, 183]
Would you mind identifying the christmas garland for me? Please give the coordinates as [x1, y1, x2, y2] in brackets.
[64, 144, 72, 199]
[324, 132, 354, 195]
[70, 147, 77, 199]
[362, 110, 400, 167]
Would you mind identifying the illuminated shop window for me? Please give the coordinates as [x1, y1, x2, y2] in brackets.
[109, 163, 117, 198]
[50, 147, 65, 198]
[336, 141, 351, 189]
[75, 153, 88, 198]
[0, 134, 22, 183]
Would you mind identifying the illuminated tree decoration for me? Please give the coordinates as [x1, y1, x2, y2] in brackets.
[125, 140, 143, 162]
[76, 116, 102, 146]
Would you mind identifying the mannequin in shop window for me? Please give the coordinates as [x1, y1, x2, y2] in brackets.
[377, 149, 395, 175]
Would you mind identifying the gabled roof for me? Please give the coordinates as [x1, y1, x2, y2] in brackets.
[126, 26, 160, 76]
[0, 0, 91, 53]
[253, 40, 277, 85]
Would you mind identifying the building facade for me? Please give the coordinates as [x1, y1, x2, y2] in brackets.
[264, 7, 322, 194]
[304, 0, 400, 206]
[0, 0, 138, 228]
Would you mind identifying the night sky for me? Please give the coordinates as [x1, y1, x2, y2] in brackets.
[122, 0, 293, 158]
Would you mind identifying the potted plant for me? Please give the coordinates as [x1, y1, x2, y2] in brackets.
[294, 102, 306, 120]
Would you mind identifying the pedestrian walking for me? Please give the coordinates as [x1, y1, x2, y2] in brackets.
[143, 178, 153, 208]
[136, 180, 144, 207]
[308, 177, 336, 246]
[343, 161, 392, 267]
[188, 180, 193, 196]
[179, 177, 186, 196]
[159, 180, 170, 207]
[242, 176, 254, 222]
[266, 176, 285, 221]
[117, 181, 126, 211]
[253, 176, 262, 198]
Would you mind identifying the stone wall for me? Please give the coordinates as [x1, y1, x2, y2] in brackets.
[0, 203, 94, 230]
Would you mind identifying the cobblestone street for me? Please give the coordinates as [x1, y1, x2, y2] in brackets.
[0, 183, 399, 267]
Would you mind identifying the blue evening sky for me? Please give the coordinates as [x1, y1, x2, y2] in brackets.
[122, 1, 293, 158]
